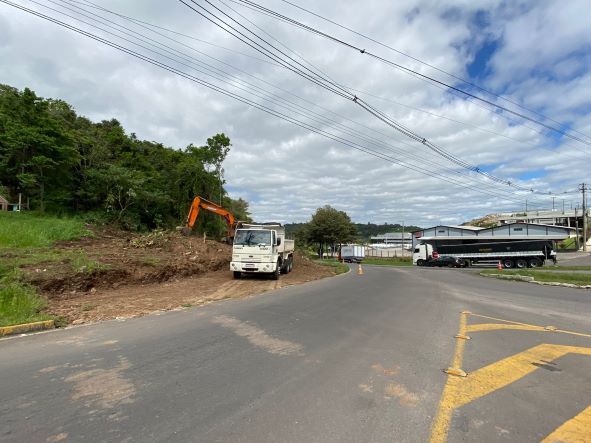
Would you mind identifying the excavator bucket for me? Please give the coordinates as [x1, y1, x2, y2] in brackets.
[180, 226, 192, 236]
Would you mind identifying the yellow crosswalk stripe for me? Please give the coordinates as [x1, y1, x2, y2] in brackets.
[541, 405, 591, 443]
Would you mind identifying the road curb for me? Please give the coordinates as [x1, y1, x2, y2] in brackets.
[479, 272, 591, 290]
[0, 320, 55, 337]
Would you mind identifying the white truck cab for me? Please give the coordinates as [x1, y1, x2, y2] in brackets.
[413, 243, 434, 266]
[230, 223, 295, 279]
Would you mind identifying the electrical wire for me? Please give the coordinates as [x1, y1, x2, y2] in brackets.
[0, 0, 555, 207]
[273, 0, 591, 143]
[233, 0, 591, 149]
[186, 0, 573, 196]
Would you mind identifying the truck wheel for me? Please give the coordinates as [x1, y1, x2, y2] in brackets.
[288, 257, 293, 273]
[462, 260, 470, 268]
[516, 259, 528, 269]
[280, 260, 288, 274]
[233, 271, 241, 279]
[271, 261, 280, 280]
[503, 259, 515, 269]
[417, 259, 425, 266]
[528, 258, 542, 268]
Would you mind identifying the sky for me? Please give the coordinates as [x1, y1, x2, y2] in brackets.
[1, 0, 590, 227]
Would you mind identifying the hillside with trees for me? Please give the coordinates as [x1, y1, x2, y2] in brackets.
[0, 85, 249, 235]
[286, 221, 421, 243]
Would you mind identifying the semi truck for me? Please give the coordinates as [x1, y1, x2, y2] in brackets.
[339, 245, 365, 263]
[230, 223, 295, 279]
[413, 239, 556, 268]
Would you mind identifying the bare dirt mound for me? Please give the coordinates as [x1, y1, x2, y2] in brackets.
[28, 229, 232, 296]
[23, 228, 340, 324]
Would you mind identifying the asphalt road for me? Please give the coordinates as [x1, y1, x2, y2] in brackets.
[1, 266, 590, 442]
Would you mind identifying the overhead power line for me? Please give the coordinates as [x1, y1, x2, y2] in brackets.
[29, 0, 535, 201]
[70, 0, 591, 163]
[1, 0, 555, 207]
[181, 0, 574, 196]
[273, 0, 591, 143]
[232, 0, 591, 149]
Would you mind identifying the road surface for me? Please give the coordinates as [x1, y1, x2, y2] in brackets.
[1, 266, 590, 442]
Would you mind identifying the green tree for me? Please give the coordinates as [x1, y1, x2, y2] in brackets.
[307, 205, 357, 258]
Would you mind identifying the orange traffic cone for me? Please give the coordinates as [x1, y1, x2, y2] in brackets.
[497, 261, 503, 271]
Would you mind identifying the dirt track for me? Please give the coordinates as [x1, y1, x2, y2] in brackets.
[28, 229, 337, 324]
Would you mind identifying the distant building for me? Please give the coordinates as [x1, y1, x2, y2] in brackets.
[497, 209, 590, 228]
[370, 232, 412, 248]
[412, 223, 575, 249]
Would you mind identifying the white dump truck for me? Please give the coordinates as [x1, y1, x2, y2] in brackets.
[230, 223, 295, 279]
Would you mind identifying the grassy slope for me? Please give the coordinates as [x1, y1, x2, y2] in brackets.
[313, 259, 350, 275]
[362, 257, 413, 266]
[481, 269, 591, 286]
[0, 212, 92, 327]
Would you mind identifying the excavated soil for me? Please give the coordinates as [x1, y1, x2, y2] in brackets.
[24, 228, 338, 324]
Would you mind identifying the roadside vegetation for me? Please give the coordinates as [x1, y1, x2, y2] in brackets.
[362, 257, 413, 266]
[0, 212, 97, 327]
[312, 258, 349, 275]
[543, 265, 591, 271]
[0, 84, 250, 236]
[481, 269, 591, 286]
[556, 237, 578, 250]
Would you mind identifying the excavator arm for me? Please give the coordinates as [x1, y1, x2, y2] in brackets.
[181, 196, 237, 240]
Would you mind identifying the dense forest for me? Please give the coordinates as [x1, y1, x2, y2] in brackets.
[0, 84, 250, 234]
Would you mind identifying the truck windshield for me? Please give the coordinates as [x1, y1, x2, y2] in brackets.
[234, 230, 271, 246]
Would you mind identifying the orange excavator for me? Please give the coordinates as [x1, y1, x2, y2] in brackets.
[180, 196, 237, 240]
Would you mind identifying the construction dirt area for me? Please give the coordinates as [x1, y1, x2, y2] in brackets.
[24, 229, 339, 325]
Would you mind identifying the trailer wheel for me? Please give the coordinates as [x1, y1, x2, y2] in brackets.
[528, 258, 542, 268]
[516, 259, 528, 269]
[417, 259, 425, 267]
[503, 259, 515, 269]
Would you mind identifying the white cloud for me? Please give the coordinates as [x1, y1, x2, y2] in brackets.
[0, 0, 589, 227]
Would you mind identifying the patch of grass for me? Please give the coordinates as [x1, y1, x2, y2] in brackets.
[0, 248, 109, 279]
[140, 256, 161, 267]
[0, 213, 104, 327]
[481, 269, 591, 286]
[557, 237, 578, 250]
[543, 265, 591, 271]
[313, 259, 350, 275]
[362, 257, 413, 267]
[0, 212, 92, 248]
[0, 281, 51, 327]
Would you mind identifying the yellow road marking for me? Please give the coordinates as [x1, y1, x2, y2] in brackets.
[448, 344, 591, 410]
[466, 323, 546, 333]
[541, 405, 591, 443]
[430, 312, 591, 443]
[430, 312, 468, 443]
[468, 313, 591, 339]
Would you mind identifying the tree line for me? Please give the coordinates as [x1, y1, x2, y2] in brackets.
[0, 84, 249, 234]
[286, 216, 421, 255]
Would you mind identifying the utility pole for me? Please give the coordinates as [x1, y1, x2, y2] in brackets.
[552, 196, 555, 211]
[402, 222, 405, 257]
[575, 208, 580, 250]
[580, 183, 588, 252]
